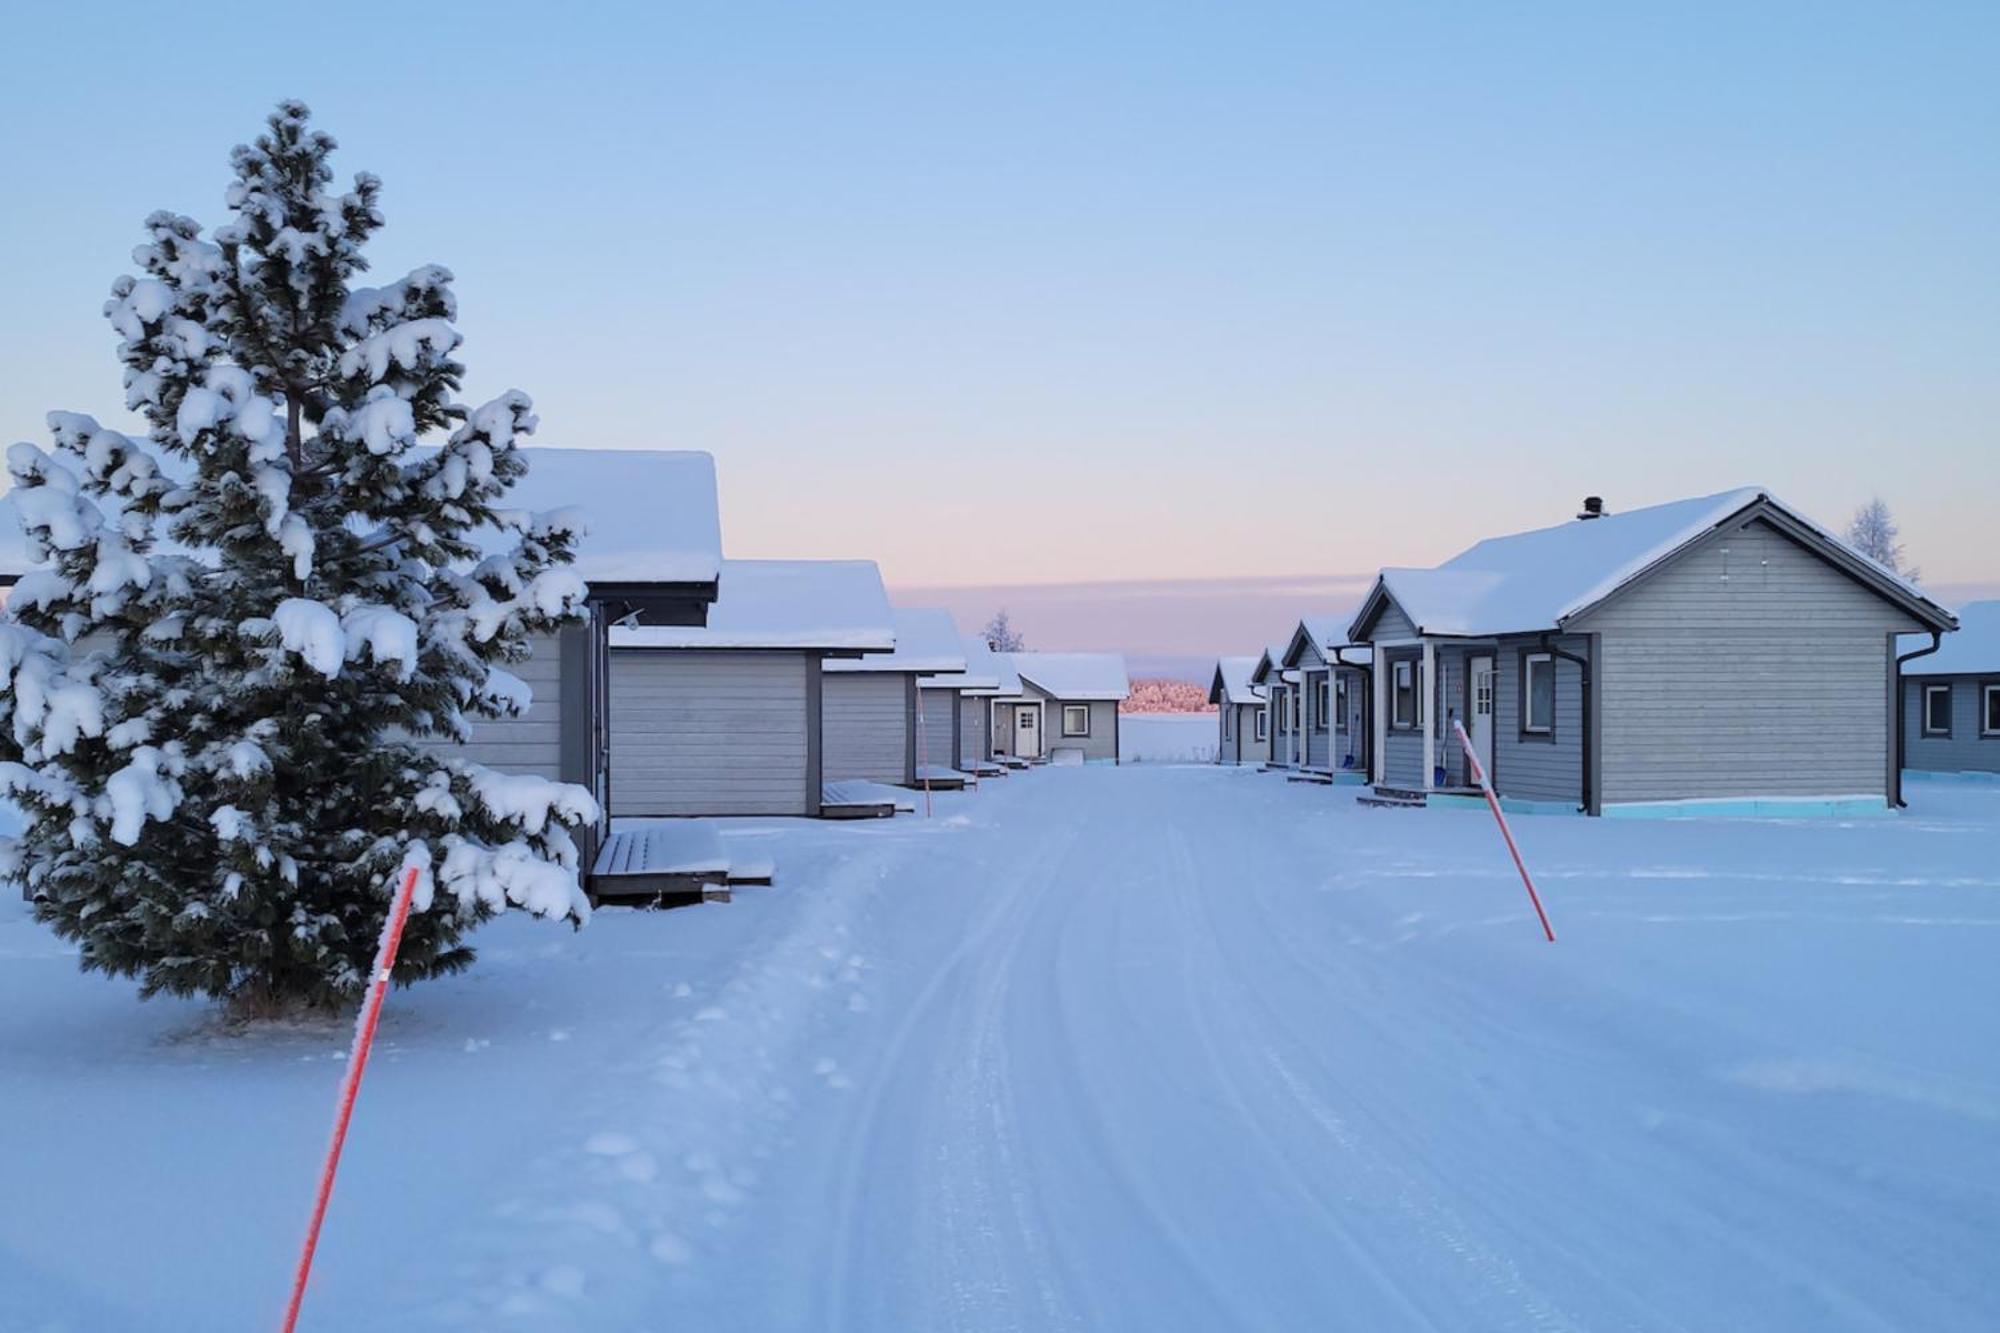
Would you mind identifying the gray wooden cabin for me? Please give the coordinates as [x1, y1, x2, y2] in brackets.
[609, 559, 894, 817]
[989, 653, 1129, 764]
[1247, 644, 1300, 768]
[821, 607, 968, 785]
[948, 633, 1005, 765]
[1348, 489, 1958, 815]
[1208, 656, 1269, 765]
[1900, 600, 2000, 778]
[413, 448, 724, 876]
[1278, 616, 1370, 778]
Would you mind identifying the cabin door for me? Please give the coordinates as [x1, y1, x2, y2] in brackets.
[1469, 655, 1495, 782]
[1014, 705, 1042, 759]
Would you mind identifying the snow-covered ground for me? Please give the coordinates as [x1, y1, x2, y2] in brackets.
[1119, 711, 1218, 763]
[5, 770, 2000, 1330]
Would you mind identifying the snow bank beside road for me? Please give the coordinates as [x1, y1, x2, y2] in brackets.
[1120, 711, 1218, 764]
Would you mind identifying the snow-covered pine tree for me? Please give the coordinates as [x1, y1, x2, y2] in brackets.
[0, 101, 596, 1012]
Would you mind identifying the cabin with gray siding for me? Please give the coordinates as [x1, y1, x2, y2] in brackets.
[993, 652, 1129, 763]
[1248, 645, 1300, 768]
[611, 559, 895, 818]
[821, 608, 970, 788]
[1350, 490, 1957, 814]
[1209, 656, 1269, 765]
[1280, 617, 1371, 777]
[1899, 601, 2000, 778]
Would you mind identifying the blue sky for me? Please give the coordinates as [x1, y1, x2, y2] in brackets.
[3, 2, 1995, 638]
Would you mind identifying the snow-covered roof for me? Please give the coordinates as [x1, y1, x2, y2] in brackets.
[1356, 488, 1954, 639]
[611, 559, 893, 651]
[1248, 642, 1288, 686]
[509, 447, 722, 586]
[824, 607, 966, 675]
[1901, 601, 2000, 675]
[1012, 652, 1130, 701]
[1284, 608, 1367, 667]
[988, 647, 1025, 697]
[920, 631, 1005, 693]
[1210, 656, 1267, 706]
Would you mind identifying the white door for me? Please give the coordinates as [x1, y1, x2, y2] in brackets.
[1014, 705, 1042, 759]
[1470, 655, 1495, 781]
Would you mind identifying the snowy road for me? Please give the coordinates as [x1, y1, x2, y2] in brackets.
[6, 767, 2000, 1330]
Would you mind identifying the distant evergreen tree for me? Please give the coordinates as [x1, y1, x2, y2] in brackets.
[983, 609, 1025, 652]
[0, 102, 594, 1012]
[1845, 497, 1918, 580]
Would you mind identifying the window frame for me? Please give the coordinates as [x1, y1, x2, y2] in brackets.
[1061, 704, 1091, 737]
[1314, 678, 1331, 732]
[1334, 676, 1349, 734]
[1922, 682, 1952, 738]
[1254, 706, 1267, 741]
[1519, 650, 1556, 741]
[1222, 707, 1233, 740]
[1391, 658, 1416, 730]
[1984, 682, 2000, 739]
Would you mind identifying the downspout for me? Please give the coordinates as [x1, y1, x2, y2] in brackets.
[1540, 633, 1593, 815]
[1893, 632, 1943, 809]
[1336, 648, 1373, 775]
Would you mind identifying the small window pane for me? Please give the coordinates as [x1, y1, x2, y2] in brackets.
[1925, 686, 1951, 735]
[1525, 655, 1555, 733]
[1393, 661, 1414, 728]
[1063, 705, 1090, 737]
[1984, 685, 1999, 736]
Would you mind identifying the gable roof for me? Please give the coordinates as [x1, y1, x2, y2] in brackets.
[921, 630, 1005, 693]
[1351, 488, 1955, 640]
[1901, 601, 2000, 676]
[1210, 656, 1267, 706]
[611, 558, 892, 651]
[1010, 652, 1130, 701]
[1281, 609, 1368, 669]
[510, 447, 722, 587]
[824, 606, 966, 675]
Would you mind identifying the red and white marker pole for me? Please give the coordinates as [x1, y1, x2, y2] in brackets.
[281, 861, 424, 1332]
[1453, 720, 1556, 943]
[914, 689, 934, 819]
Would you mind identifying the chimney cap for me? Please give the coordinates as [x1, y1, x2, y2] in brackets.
[1578, 495, 1605, 520]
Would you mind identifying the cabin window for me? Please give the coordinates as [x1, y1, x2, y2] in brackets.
[1062, 705, 1091, 737]
[1522, 652, 1556, 737]
[1314, 679, 1330, 731]
[1222, 708, 1233, 740]
[1985, 683, 2000, 738]
[1334, 677, 1350, 733]
[1255, 707, 1267, 741]
[1923, 684, 1952, 737]
[1391, 660, 1415, 729]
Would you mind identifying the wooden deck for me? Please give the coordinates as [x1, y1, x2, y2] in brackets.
[820, 780, 906, 820]
[590, 822, 758, 905]
[911, 765, 973, 791]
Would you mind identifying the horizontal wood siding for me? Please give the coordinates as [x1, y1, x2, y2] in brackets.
[411, 631, 564, 780]
[1303, 668, 1330, 768]
[1491, 634, 1586, 804]
[1576, 518, 1921, 803]
[1382, 649, 1425, 786]
[1049, 699, 1120, 763]
[1902, 675, 2000, 774]
[609, 650, 810, 816]
[960, 694, 990, 763]
[1370, 600, 1418, 643]
[822, 672, 910, 784]
[1331, 666, 1366, 771]
[917, 687, 959, 770]
[1270, 685, 1296, 767]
